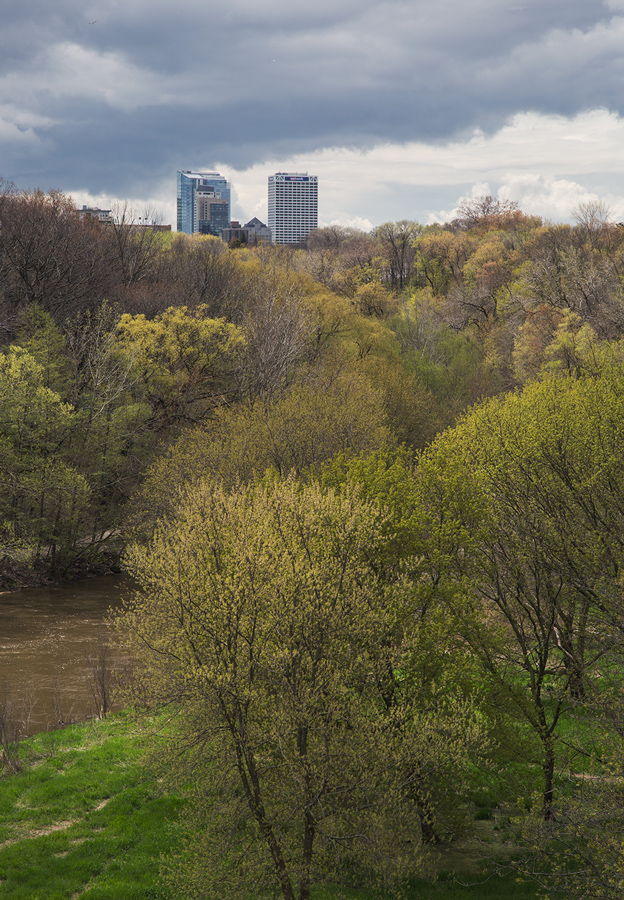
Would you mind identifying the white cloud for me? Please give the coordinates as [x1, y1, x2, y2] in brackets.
[0, 105, 50, 146]
[38, 43, 169, 111]
[0, 120, 42, 146]
[497, 174, 602, 222]
[328, 215, 375, 231]
[200, 109, 624, 228]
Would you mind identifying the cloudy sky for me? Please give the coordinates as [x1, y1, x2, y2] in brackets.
[2, 0, 624, 229]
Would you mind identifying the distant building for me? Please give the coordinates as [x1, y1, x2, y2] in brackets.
[79, 205, 114, 224]
[221, 217, 272, 245]
[244, 217, 272, 245]
[195, 189, 229, 237]
[129, 222, 172, 232]
[222, 221, 247, 244]
[177, 170, 231, 235]
[78, 206, 171, 231]
[268, 173, 318, 244]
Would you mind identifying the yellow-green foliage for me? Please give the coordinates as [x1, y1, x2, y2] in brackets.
[0, 345, 90, 553]
[132, 370, 393, 527]
[120, 476, 484, 899]
[117, 304, 243, 428]
[414, 367, 624, 820]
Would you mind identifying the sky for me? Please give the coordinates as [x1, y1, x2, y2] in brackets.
[2, 0, 624, 230]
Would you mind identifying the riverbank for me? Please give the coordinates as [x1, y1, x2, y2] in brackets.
[0, 551, 122, 593]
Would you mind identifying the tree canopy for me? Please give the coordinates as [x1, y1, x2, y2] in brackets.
[120, 475, 484, 899]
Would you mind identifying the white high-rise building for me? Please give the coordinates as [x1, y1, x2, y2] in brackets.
[268, 173, 318, 244]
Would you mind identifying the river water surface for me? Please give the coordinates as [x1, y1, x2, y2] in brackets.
[0, 574, 133, 735]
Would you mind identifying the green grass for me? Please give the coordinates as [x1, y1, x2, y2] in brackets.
[0, 710, 181, 899]
[0, 711, 543, 900]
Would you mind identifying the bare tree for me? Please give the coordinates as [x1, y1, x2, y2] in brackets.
[86, 624, 118, 719]
[235, 267, 315, 400]
[0, 683, 22, 773]
[517, 225, 624, 338]
[0, 185, 114, 336]
[107, 201, 165, 287]
[305, 224, 352, 250]
[452, 195, 520, 231]
[302, 228, 380, 297]
[572, 199, 612, 234]
[159, 234, 249, 319]
[373, 220, 421, 292]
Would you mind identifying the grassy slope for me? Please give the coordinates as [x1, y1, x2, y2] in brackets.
[0, 711, 180, 899]
[0, 711, 541, 900]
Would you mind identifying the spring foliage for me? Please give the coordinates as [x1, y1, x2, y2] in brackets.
[120, 476, 484, 899]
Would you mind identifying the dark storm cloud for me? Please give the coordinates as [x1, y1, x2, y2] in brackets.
[0, 0, 622, 200]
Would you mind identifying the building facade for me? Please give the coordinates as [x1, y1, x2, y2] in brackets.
[195, 190, 229, 236]
[221, 221, 247, 244]
[244, 217, 272, 244]
[177, 170, 231, 235]
[79, 206, 114, 224]
[268, 173, 318, 244]
[221, 218, 272, 245]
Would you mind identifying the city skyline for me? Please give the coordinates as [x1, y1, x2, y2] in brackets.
[3, 3, 624, 228]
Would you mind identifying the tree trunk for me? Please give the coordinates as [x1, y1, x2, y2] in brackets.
[298, 809, 315, 900]
[231, 727, 296, 900]
[541, 733, 556, 822]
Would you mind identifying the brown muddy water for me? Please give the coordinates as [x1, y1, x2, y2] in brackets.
[0, 574, 134, 735]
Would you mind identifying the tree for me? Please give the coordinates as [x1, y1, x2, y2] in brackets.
[452, 195, 524, 232]
[146, 233, 249, 320]
[518, 676, 624, 900]
[512, 304, 570, 382]
[359, 355, 437, 449]
[303, 227, 382, 298]
[119, 477, 478, 898]
[373, 221, 421, 292]
[389, 294, 496, 424]
[0, 345, 90, 565]
[513, 308, 609, 383]
[572, 198, 612, 247]
[414, 371, 624, 820]
[516, 225, 624, 339]
[116, 305, 243, 431]
[130, 369, 393, 530]
[413, 230, 472, 296]
[107, 201, 163, 287]
[352, 282, 397, 318]
[234, 264, 315, 400]
[0, 183, 113, 336]
[61, 302, 153, 542]
[319, 448, 496, 842]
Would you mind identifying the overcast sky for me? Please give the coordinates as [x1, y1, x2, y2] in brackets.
[2, 0, 624, 229]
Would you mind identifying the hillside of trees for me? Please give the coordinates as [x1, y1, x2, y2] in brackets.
[3, 183, 624, 898]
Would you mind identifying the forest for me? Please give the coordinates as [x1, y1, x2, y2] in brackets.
[2, 182, 624, 899]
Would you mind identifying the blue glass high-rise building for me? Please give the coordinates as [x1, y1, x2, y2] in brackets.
[177, 170, 231, 235]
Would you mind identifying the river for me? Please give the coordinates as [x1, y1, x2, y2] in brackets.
[0, 574, 132, 735]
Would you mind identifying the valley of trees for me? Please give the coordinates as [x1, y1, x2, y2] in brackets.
[3, 182, 624, 899]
